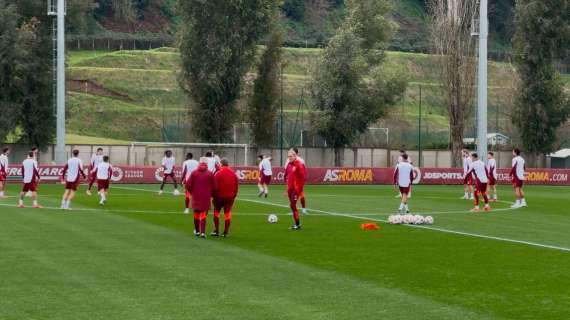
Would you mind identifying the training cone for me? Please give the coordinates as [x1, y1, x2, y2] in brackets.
[360, 223, 380, 231]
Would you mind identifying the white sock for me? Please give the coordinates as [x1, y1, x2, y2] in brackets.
[61, 200, 66, 207]
[399, 203, 404, 210]
[258, 186, 264, 192]
[19, 199, 23, 205]
[66, 200, 71, 208]
[33, 200, 38, 206]
[405, 204, 409, 211]
[0, 191, 4, 197]
[464, 192, 468, 197]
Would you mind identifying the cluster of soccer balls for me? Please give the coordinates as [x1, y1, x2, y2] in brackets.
[388, 214, 434, 225]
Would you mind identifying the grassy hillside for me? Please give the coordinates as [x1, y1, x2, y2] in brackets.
[65, 47, 528, 148]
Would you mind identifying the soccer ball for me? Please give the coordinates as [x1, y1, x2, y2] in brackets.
[414, 215, 424, 225]
[388, 215, 396, 224]
[267, 214, 278, 224]
[424, 216, 434, 225]
[393, 215, 402, 224]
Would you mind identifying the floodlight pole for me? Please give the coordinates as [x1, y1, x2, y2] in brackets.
[54, 0, 66, 164]
[477, 0, 488, 162]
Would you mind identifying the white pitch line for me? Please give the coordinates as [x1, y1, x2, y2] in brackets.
[114, 186, 570, 253]
[238, 198, 570, 253]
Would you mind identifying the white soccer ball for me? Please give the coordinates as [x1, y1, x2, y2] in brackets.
[267, 214, 278, 224]
[414, 215, 424, 225]
[388, 215, 396, 224]
[402, 214, 411, 224]
[424, 216, 434, 225]
[394, 215, 403, 224]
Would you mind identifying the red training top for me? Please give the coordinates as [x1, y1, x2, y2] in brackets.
[285, 159, 305, 191]
[214, 166, 239, 200]
[186, 163, 216, 212]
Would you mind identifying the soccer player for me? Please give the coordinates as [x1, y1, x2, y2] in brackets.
[61, 149, 86, 210]
[393, 154, 415, 213]
[466, 153, 491, 212]
[0, 147, 9, 198]
[93, 156, 112, 205]
[291, 147, 308, 214]
[205, 151, 220, 173]
[18, 152, 40, 208]
[257, 155, 272, 198]
[186, 157, 216, 238]
[285, 149, 306, 230]
[86, 147, 104, 196]
[462, 149, 474, 200]
[395, 150, 414, 198]
[212, 158, 239, 237]
[25, 147, 39, 197]
[181, 152, 199, 214]
[486, 151, 498, 201]
[159, 150, 180, 196]
[510, 148, 527, 208]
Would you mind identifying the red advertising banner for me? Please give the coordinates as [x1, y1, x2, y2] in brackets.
[5, 165, 570, 186]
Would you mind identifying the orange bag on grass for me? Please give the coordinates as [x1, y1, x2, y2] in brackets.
[360, 223, 380, 230]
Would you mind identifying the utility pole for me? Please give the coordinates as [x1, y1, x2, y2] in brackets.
[418, 85, 422, 167]
[53, 0, 66, 164]
[280, 63, 284, 166]
[477, 0, 488, 162]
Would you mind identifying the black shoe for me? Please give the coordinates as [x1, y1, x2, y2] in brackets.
[289, 225, 302, 231]
[200, 233, 206, 239]
[258, 191, 264, 197]
[264, 193, 268, 198]
[210, 231, 220, 237]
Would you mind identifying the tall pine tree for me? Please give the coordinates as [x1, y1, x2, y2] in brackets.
[513, 0, 569, 164]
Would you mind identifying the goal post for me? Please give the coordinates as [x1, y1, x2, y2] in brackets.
[129, 142, 250, 166]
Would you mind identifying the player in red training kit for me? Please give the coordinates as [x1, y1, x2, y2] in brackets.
[212, 158, 239, 237]
[466, 153, 491, 212]
[186, 157, 216, 238]
[285, 149, 306, 230]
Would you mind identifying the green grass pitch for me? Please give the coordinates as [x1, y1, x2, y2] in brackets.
[1, 183, 569, 319]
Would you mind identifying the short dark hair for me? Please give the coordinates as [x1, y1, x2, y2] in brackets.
[72, 149, 79, 156]
[471, 152, 478, 158]
[258, 155, 264, 160]
[402, 154, 408, 160]
[2, 147, 9, 154]
[220, 158, 229, 167]
[186, 152, 193, 160]
[488, 151, 494, 156]
[103, 156, 109, 162]
[293, 147, 299, 154]
[31, 147, 38, 151]
[205, 151, 213, 157]
[513, 148, 521, 156]
[399, 150, 405, 154]
[165, 150, 172, 156]
[28, 151, 34, 157]
[97, 147, 103, 152]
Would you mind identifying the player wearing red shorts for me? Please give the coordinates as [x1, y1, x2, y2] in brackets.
[393, 154, 415, 213]
[186, 158, 217, 238]
[510, 148, 527, 208]
[486, 152, 498, 201]
[462, 149, 474, 200]
[0, 147, 10, 198]
[18, 152, 40, 208]
[212, 158, 239, 237]
[61, 149, 86, 210]
[466, 153, 491, 212]
[86, 148, 104, 196]
[181, 152, 199, 214]
[285, 150, 305, 230]
[257, 155, 272, 198]
[93, 156, 112, 205]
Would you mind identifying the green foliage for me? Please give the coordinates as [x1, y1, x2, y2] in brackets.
[311, 0, 406, 164]
[178, 0, 276, 143]
[0, 0, 21, 142]
[513, 0, 570, 155]
[249, 31, 284, 147]
[282, 0, 305, 20]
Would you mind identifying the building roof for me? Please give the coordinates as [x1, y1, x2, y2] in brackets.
[549, 149, 570, 158]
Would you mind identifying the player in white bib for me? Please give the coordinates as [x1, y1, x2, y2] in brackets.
[61, 149, 86, 210]
[257, 155, 273, 198]
[93, 156, 113, 205]
[18, 152, 41, 208]
[486, 152, 498, 201]
[395, 150, 413, 198]
[205, 151, 220, 173]
[86, 147, 104, 196]
[159, 150, 180, 196]
[181, 152, 199, 214]
[393, 154, 416, 213]
[510, 148, 527, 208]
[0, 147, 10, 198]
[462, 149, 474, 200]
[465, 153, 491, 212]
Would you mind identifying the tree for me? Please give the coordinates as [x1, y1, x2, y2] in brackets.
[513, 0, 570, 166]
[14, 18, 55, 149]
[178, 0, 276, 142]
[249, 30, 284, 147]
[428, 0, 478, 167]
[0, 0, 21, 142]
[282, 0, 304, 21]
[311, 0, 406, 165]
